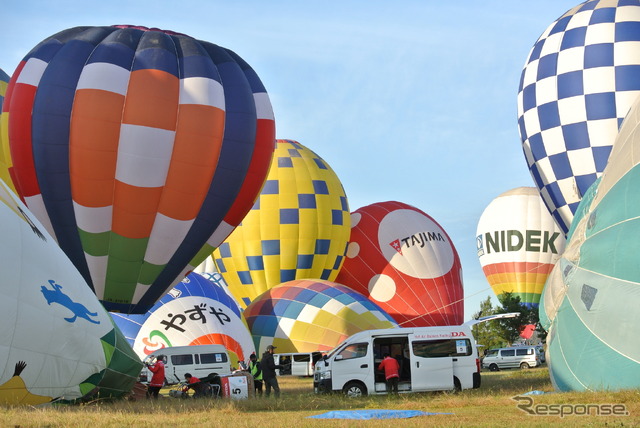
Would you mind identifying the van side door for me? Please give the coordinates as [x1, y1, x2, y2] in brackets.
[409, 335, 455, 392]
[500, 349, 516, 368]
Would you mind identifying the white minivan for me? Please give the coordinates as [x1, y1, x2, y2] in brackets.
[140, 344, 232, 385]
[481, 346, 541, 371]
[275, 352, 323, 377]
[314, 325, 481, 396]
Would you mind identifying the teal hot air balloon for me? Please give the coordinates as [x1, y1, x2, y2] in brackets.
[540, 93, 640, 392]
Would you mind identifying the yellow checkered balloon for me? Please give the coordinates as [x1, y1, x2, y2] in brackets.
[213, 140, 351, 308]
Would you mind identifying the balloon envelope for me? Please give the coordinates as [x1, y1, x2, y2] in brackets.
[335, 201, 464, 327]
[0, 26, 275, 313]
[0, 180, 141, 405]
[517, 0, 640, 234]
[540, 93, 640, 391]
[214, 139, 350, 308]
[476, 187, 566, 307]
[244, 279, 398, 354]
[0, 68, 14, 193]
[111, 272, 254, 365]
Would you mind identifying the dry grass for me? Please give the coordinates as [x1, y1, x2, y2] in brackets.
[1, 368, 638, 427]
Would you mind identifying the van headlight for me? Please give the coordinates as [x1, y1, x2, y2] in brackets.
[319, 370, 331, 380]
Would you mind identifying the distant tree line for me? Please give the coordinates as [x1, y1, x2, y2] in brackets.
[471, 292, 546, 354]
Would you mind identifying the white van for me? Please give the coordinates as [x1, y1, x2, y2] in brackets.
[481, 346, 541, 371]
[140, 344, 232, 385]
[313, 325, 481, 396]
[275, 352, 323, 377]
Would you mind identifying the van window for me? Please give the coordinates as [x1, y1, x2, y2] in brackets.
[516, 349, 532, 356]
[200, 353, 228, 364]
[485, 349, 498, 357]
[412, 339, 472, 358]
[171, 354, 194, 365]
[501, 349, 515, 357]
[293, 354, 311, 363]
[337, 343, 368, 360]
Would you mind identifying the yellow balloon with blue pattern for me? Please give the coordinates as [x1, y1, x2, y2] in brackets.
[213, 139, 351, 308]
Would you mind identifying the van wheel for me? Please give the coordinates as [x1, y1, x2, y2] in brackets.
[453, 377, 462, 393]
[520, 362, 530, 369]
[343, 381, 367, 397]
[489, 364, 499, 372]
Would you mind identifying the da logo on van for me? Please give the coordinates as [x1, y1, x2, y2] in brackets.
[451, 331, 466, 337]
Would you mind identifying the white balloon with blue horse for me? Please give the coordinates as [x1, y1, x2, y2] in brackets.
[0, 180, 142, 405]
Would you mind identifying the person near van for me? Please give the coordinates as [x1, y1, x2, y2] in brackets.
[146, 355, 165, 399]
[378, 353, 400, 394]
[261, 345, 283, 398]
[248, 353, 263, 395]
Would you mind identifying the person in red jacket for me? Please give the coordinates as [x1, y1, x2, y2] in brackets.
[183, 373, 211, 398]
[146, 355, 165, 399]
[377, 353, 400, 394]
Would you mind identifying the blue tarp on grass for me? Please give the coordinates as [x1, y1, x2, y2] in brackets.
[307, 409, 452, 420]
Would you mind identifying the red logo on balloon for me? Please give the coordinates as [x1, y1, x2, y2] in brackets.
[389, 239, 402, 255]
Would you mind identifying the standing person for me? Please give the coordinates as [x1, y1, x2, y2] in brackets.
[378, 353, 400, 394]
[248, 353, 263, 395]
[261, 345, 283, 398]
[146, 355, 165, 399]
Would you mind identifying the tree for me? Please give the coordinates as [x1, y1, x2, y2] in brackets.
[471, 296, 508, 352]
[495, 292, 543, 345]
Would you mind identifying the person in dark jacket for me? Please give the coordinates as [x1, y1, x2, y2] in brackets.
[261, 345, 283, 398]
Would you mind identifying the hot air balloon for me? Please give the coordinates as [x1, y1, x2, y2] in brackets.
[213, 139, 350, 308]
[0, 67, 14, 193]
[244, 279, 398, 354]
[335, 201, 464, 327]
[539, 93, 640, 392]
[0, 26, 276, 314]
[111, 272, 253, 367]
[517, 0, 640, 234]
[476, 187, 566, 308]
[0, 179, 142, 405]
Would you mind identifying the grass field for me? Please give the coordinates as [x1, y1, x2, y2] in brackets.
[1, 367, 638, 427]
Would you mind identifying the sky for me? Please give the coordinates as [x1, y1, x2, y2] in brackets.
[0, 0, 583, 321]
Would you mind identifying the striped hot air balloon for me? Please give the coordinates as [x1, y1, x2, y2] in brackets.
[0, 26, 275, 313]
[476, 187, 566, 308]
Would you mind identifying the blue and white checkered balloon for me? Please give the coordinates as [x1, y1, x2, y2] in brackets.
[517, 0, 640, 234]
